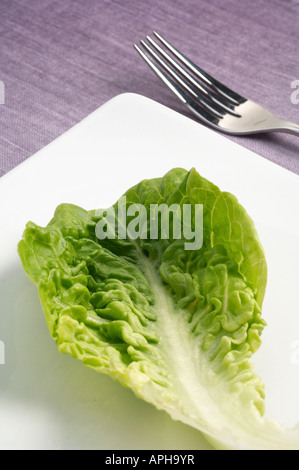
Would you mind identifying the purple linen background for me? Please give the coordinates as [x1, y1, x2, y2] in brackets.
[0, 0, 298, 177]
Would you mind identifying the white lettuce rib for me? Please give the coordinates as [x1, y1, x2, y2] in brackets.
[138, 251, 299, 450]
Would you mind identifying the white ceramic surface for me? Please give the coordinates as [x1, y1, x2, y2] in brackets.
[0, 93, 298, 450]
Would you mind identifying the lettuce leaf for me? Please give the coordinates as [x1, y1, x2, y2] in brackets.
[18, 167, 299, 449]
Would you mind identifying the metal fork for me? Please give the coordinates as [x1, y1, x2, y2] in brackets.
[134, 32, 299, 137]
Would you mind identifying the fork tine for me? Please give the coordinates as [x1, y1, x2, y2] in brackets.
[147, 36, 208, 96]
[146, 36, 240, 117]
[153, 31, 246, 106]
[134, 44, 188, 104]
[134, 44, 220, 127]
[140, 40, 198, 99]
[140, 40, 225, 119]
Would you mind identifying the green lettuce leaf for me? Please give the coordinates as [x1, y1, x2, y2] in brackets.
[18, 167, 299, 449]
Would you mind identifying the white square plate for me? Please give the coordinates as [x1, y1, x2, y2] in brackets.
[0, 93, 298, 450]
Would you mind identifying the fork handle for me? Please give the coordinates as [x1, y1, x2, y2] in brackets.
[277, 120, 299, 136]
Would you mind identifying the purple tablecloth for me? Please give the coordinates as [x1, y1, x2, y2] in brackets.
[0, 0, 298, 176]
